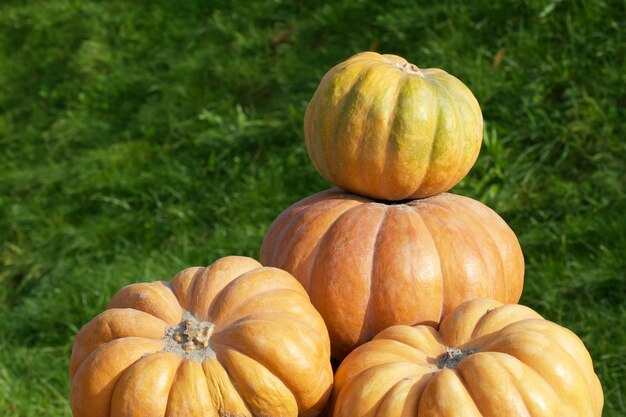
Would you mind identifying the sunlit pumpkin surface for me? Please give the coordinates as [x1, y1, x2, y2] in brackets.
[261, 189, 524, 359]
[330, 298, 604, 417]
[69, 256, 333, 417]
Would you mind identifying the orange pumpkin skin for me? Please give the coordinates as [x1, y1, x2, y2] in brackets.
[70, 256, 333, 417]
[260, 189, 524, 359]
[304, 51, 483, 201]
[331, 299, 604, 417]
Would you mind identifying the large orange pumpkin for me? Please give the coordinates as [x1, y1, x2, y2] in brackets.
[70, 256, 333, 417]
[260, 189, 524, 359]
[330, 298, 604, 417]
[304, 51, 483, 201]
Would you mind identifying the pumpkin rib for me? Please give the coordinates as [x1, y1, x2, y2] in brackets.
[480, 349, 561, 414]
[201, 359, 253, 416]
[72, 336, 163, 385]
[362, 205, 389, 342]
[355, 62, 402, 196]
[214, 342, 299, 415]
[468, 305, 543, 343]
[438, 298, 504, 347]
[388, 74, 437, 199]
[332, 62, 386, 188]
[425, 80, 457, 195]
[188, 259, 266, 322]
[302, 231, 330, 296]
[381, 363, 437, 416]
[71, 338, 165, 417]
[170, 267, 203, 311]
[207, 269, 310, 326]
[335, 362, 422, 417]
[506, 321, 600, 412]
[164, 358, 183, 416]
[451, 367, 487, 417]
[383, 72, 407, 191]
[419, 197, 501, 301]
[260, 193, 321, 268]
[110, 351, 182, 417]
[164, 358, 216, 417]
[436, 73, 483, 183]
[449, 197, 520, 302]
[374, 375, 429, 417]
[106, 281, 184, 325]
[456, 353, 530, 417]
[308, 202, 388, 358]
[412, 204, 448, 324]
[209, 358, 254, 415]
[427, 75, 469, 194]
[408, 81, 440, 198]
[445, 196, 509, 301]
[324, 62, 369, 181]
[213, 313, 330, 392]
[212, 290, 323, 339]
[482, 325, 593, 414]
[374, 326, 446, 358]
[280, 196, 363, 291]
[269, 199, 323, 267]
[420, 198, 513, 309]
[334, 339, 435, 390]
[497, 355, 535, 417]
[307, 200, 377, 270]
[496, 352, 556, 416]
[69, 308, 169, 378]
[448, 87, 470, 193]
[185, 266, 208, 314]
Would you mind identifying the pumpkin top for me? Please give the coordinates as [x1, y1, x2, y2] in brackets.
[162, 311, 216, 361]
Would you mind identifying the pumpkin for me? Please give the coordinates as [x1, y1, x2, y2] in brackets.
[330, 298, 604, 417]
[70, 256, 333, 417]
[304, 51, 483, 201]
[260, 189, 524, 359]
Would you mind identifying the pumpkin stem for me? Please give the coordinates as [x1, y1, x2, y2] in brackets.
[393, 62, 422, 75]
[436, 347, 479, 369]
[163, 312, 216, 359]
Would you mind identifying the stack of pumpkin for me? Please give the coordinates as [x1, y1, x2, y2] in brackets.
[69, 52, 603, 417]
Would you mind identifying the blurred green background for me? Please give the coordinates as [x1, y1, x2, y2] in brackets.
[1, 0, 624, 415]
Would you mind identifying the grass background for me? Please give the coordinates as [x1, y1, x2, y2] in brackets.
[0, 0, 624, 415]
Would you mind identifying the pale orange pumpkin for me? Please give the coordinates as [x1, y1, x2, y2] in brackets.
[331, 298, 604, 417]
[260, 189, 524, 359]
[304, 51, 483, 201]
[70, 256, 333, 417]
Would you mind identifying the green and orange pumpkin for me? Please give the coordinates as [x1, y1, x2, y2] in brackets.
[304, 51, 483, 201]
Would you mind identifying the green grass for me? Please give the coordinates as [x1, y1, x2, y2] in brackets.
[1, 0, 624, 415]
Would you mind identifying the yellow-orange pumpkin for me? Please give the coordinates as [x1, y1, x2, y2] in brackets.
[260, 189, 524, 359]
[304, 51, 483, 201]
[70, 256, 333, 417]
[331, 298, 604, 417]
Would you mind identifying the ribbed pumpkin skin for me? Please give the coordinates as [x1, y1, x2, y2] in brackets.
[260, 189, 524, 359]
[70, 256, 333, 417]
[331, 299, 604, 417]
[304, 51, 483, 201]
